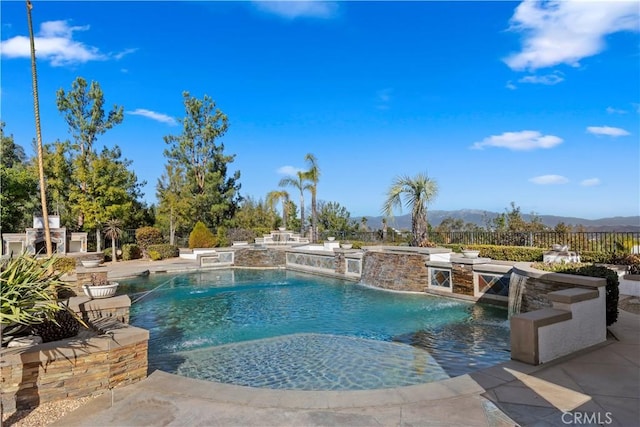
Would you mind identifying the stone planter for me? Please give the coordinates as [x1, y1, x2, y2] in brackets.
[462, 250, 480, 259]
[341, 243, 353, 249]
[82, 282, 119, 299]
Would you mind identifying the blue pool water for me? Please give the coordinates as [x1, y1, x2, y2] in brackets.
[121, 269, 510, 390]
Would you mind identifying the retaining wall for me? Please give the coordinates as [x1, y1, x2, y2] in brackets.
[1, 296, 147, 411]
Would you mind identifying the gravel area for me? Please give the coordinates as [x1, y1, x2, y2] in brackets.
[2, 395, 100, 427]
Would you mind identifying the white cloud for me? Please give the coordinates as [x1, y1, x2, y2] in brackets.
[128, 109, 177, 126]
[586, 126, 630, 137]
[606, 106, 627, 114]
[504, 1, 639, 71]
[518, 72, 564, 85]
[505, 81, 517, 90]
[581, 178, 600, 187]
[529, 175, 569, 185]
[472, 130, 563, 151]
[277, 165, 303, 176]
[0, 20, 133, 66]
[252, 1, 338, 20]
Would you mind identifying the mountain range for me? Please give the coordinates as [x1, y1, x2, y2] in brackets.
[362, 210, 640, 232]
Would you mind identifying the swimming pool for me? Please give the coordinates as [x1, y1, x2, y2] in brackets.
[121, 269, 510, 390]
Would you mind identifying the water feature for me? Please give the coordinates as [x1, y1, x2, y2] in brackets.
[508, 272, 528, 318]
[121, 269, 510, 390]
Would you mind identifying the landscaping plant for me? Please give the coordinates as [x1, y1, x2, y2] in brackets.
[1, 255, 78, 345]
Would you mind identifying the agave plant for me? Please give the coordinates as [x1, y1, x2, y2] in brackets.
[0, 254, 75, 345]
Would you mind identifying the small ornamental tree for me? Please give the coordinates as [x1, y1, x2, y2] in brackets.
[189, 221, 216, 248]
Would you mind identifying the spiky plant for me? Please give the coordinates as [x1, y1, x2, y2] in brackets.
[1, 254, 74, 345]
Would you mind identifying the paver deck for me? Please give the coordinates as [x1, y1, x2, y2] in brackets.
[55, 258, 639, 426]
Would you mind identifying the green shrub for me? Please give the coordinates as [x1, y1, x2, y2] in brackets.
[578, 251, 615, 264]
[122, 244, 142, 261]
[1, 255, 78, 345]
[440, 244, 544, 262]
[189, 221, 216, 248]
[103, 248, 120, 262]
[51, 257, 76, 274]
[148, 250, 162, 261]
[30, 309, 80, 343]
[147, 244, 179, 260]
[135, 226, 164, 251]
[216, 226, 229, 248]
[533, 263, 619, 326]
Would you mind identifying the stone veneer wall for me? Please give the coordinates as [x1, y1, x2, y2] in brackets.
[233, 247, 286, 268]
[451, 263, 474, 296]
[361, 250, 429, 292]
[512, 263, 607, 313]
[1, 322, 148, 411]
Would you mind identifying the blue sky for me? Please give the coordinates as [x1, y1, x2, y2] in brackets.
[2, 1, 639, 220]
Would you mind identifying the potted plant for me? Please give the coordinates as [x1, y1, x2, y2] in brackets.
[82, 273, 119, 299]
[341, 241, 353, 249]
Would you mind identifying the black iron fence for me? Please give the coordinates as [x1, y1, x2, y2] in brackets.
[87, 228, 639, 255]
[319, 230, 639, 254]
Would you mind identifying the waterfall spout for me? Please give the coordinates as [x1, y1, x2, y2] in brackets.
[508, 272, 528, 318]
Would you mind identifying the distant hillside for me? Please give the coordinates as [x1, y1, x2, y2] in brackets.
[362, 209, 640, 232]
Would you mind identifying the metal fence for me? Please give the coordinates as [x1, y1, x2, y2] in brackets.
[319, 230, 639, 254]
[426, 231, 639, 253]
[86, 228, 639, 254]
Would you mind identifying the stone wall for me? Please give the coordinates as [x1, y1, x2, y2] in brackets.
[69, 295, 132, 324]
[512, 263, 607, 313]
[233, 247, 286, 268]
[452, 263, 474, 296]
[1, 322, 148, 411]
[361, 250, 429, 292]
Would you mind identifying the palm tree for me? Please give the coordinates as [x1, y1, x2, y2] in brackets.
[103, 219, 123, 264]
[27, 0, 52, 256]
[382, 173, 438, 247]
[279, 171, 310, 237]
[266, 190, 290, 230]
[303, 153, 320, 242]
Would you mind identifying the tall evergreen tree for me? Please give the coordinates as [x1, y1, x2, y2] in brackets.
[163, 92, 241, 228]
[56, 77, 124, 229]
[156, 163, 192, 245]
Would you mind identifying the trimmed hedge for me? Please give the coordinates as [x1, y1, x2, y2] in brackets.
[442, 244, 544, 262]
[135, 227, 164, 251]
[122, 244, 142, 261]
[147, 244, 179, 260]
[533, 263, 619, 326]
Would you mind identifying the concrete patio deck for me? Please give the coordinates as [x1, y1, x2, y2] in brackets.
[55, 258, 639, 426]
